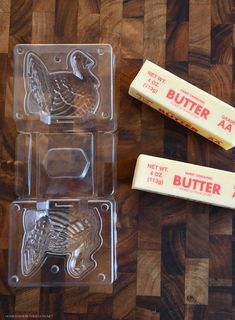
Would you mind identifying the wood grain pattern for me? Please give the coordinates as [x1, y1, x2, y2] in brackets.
[186, 4, 211, 318]
[186, 204, 209, 258]
[135, 307, 160, 320]
[185, 305, 208, 320]
[0, 0, 235, 319]
[15, 289, 40, 313]
[0, 12, 10, 53]
[210, 207, 233, 235]
[64, 287, 89, 314]
[138, 194, 161, 251]
[185, 258, 209, 305]
[55, 0, 78, 43]
[32, 11, 55, 43]
[209, 235, 232, 286]
[208, 287, 232, 320]
[33, 0, 56, 13]
[212, 0, 232, 25]
[137, 250, 161, 296]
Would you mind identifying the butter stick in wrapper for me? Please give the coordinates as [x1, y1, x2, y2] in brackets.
[132, 154, 235, 209]
[129, 60, 235, 150]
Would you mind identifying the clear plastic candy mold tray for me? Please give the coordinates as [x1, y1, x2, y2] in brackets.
[9, 199, 116, 287]
[9, 44, 117, 287]
[14, 44, 116, 132]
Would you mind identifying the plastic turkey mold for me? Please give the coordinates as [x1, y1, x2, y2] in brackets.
[24, 50, 100, 124]
[9, 44, 117, 287]
[9, 199, 117, 287]
[21, 206, 102, 278]
[14, 44, 116, 132]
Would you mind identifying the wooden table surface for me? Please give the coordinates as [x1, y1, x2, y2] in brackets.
[0, 0, 235, 319]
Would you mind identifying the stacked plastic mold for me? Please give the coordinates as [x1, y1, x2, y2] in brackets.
[8, 44, 117, 287]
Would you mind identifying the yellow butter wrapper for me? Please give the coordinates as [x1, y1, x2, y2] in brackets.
[132, 154, 235, 209]
[129, 60, 235, 150]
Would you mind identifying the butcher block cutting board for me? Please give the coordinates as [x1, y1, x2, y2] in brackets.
[0, 0, 234, 319]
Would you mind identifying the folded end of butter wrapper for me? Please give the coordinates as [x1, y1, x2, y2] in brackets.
[132, 154, 235, 209]
[129, 60, 235, 150]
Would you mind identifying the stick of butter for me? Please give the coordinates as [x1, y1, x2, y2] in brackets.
[132, 154, 235, 209]
[129, 60, 235, 150]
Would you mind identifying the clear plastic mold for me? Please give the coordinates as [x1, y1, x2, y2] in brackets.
[9, 199, 117, 286]
[9, 44, 117, 287]
[14, 44, 116, 132]
[15, 132, 116, 198]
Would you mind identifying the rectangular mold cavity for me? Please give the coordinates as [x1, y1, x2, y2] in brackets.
[14, 44, 116, 133]
[45, 148, 90, 179]
[8, 199, 117, 287]
[15, 132, 116, 198]
[38, 133, 93, 197]
[16, 133, 94, 198]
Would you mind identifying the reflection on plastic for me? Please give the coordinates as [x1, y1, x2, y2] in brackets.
[21, 206, 102, 279]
